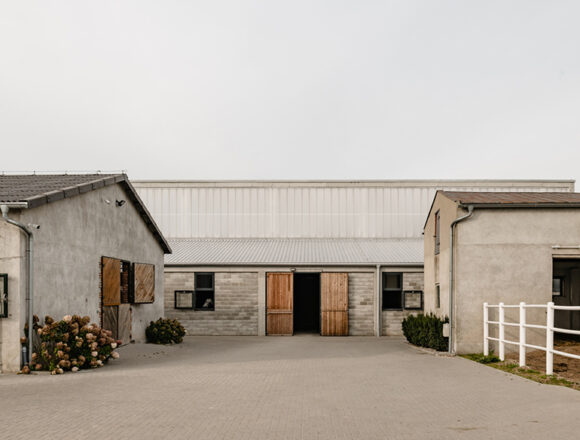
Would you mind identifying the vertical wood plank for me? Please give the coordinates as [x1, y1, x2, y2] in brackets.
[266, 273, 293, 335]
[102, 257, 121, 306]
[320, 273, 349, 336]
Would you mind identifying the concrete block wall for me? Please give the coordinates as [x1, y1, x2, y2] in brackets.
[348, 272, 375, 336]
[165, 271, 259, 335]
[382, 272, 424, 336]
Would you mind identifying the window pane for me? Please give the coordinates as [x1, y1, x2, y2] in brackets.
[195, 291, 214, 310]
[552, 278, 562, 296]
[175, 291, 194, 308]
[436, 285, 440, 308]
[384, 273, 401, 289]
[404, 291, 422, 309]
[196, 273, 214, 289]
[383, 291, 402, 309]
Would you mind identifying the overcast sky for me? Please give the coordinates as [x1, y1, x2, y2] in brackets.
[1, 1, 579, 182]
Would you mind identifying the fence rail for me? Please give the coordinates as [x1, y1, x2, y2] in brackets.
[483, 301, 580, 375]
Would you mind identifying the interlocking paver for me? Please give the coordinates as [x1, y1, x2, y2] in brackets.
[1, 336, 579, 439]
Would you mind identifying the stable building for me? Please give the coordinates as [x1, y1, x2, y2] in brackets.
[133, 179, 574, 337]
[0, 174, 171, 372]
[423, 191, 580, 354]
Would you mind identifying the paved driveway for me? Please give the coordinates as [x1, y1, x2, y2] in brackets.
[1, 336, 579, 439]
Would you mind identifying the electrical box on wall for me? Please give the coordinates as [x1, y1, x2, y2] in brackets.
[442, 323, 450, 338]
[0, 274, 7, 318]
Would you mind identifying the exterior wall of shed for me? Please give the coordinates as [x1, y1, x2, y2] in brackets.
[425, 202, 580, 354]
[164, 266, 423, 336]
[0, 220, 26, 373]
[424, 194, 461, 324]
[0, 184, 165, 372]
[134, 180, 573, 240]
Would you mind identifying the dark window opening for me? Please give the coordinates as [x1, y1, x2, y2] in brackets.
[383, 273, 403, 310]
[120, 260, 132, 304]
[435, 210, 440, 255]
[0, 273, 7, 318]
[293, 273, 320, 333]
[435, 284, 441, 308]
[195, 273, 215, 310]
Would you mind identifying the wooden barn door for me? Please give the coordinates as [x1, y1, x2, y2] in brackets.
[267, 273, 293, 335]
[102, 257, 121, 340]
[320, 273, 349, 336]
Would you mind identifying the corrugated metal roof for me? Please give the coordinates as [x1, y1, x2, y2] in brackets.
[166, 238, 423, 265]
[441, 191, 580, 205]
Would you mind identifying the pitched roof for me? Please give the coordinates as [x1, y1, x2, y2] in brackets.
[165, 238, 423, 266]
[441, 191, 580, 206]
[0, 174, 171, 253]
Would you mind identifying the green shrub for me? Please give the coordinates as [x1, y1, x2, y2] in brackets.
[463, 352, 501, 364]
[146, 318, 185, 344]
[26, 314, 120, 374]
[402, 313, 449, 351]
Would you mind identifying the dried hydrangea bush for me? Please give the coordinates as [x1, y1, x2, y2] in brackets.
[145, 318, 185, 344]
[23, 315, 120, 375]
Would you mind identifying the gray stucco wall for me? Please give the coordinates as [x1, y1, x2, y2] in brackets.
[0, 220, 26, 372]
[440, 207, 580, 354]
[1, 183, 166, 372]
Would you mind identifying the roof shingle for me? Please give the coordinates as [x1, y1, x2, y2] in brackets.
[441, 191, 580, 206]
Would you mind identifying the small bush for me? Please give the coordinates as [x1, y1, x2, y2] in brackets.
[402, 313, 449, 351]
[25, 314, 120, 374]
[146, 318, 185, 344]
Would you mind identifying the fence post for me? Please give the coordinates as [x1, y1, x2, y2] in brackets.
[499, 302, 505, 361]
[546, 301, 554, 375]
[519, 302, 526, 367]
[483, 302, 489, 356]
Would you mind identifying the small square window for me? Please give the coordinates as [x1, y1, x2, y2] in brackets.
[175, 290, 194, 309]
[404, 290, 423, 310]
[196, 273, 214, 289]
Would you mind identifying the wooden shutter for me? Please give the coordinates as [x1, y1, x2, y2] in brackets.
[320, 273, 349, 336]
[267, 273, 293, 335]
[102, 257, 121, 306]
[134, 263, 155, 304]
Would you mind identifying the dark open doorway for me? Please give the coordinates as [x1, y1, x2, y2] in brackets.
[293, 273, 320, 334]
[553, 258, 580, 337]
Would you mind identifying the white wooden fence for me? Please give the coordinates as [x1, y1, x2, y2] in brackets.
[483, 302, 580, 375]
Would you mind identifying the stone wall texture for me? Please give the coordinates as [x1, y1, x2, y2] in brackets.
[165, 271, 259, 335]
[348, 272, 375, 336]
[382, 272, 424, 336]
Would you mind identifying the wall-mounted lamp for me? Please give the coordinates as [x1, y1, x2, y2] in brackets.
[115, 199, 126, 207]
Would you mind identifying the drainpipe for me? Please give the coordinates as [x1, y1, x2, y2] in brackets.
[376, 264, 381, 337]
[448, 205, 474, 355]
[1, 205, 34, 366]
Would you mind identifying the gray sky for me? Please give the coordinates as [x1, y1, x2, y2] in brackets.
[1, 1, 579, 182]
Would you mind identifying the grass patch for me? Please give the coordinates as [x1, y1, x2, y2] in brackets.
[462, 354, 580, 391]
